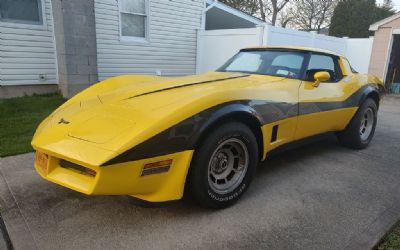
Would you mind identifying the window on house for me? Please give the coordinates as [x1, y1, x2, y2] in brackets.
[0, 0, 43, 25]
[120, 0, 148, 40]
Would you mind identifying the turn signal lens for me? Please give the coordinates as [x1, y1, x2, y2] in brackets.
[141, 159, 173, 176]
[143, 159, 173, 169]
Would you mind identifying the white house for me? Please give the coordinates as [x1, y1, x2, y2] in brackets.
[0, 0, 263, 98]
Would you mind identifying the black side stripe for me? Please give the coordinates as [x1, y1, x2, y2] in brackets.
[126, 74, 250, 99]
[102, 84, 378, 166]
[298, 84, 377, 115]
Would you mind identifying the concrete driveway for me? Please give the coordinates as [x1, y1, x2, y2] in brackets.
[1, 96, 400, 250]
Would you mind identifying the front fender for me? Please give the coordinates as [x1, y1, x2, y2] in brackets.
[102, 101, 263, 166]
[103, 99, 298, 166]
[190, 102, 263, 146]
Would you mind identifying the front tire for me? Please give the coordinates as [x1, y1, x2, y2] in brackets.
[187, 122, 259, 209]
[337, 98, 378, 149]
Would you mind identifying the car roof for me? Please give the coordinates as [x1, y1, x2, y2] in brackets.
[242, 46, 345, 58]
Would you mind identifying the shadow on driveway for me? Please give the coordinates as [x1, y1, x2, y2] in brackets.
[0, 215, 12, 250]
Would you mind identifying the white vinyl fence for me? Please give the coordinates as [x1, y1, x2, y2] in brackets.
[197, 25, 374, 74]
[196, 27, 264, 73]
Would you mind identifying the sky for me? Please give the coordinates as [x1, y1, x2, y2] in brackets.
[376, 0, 400, 10]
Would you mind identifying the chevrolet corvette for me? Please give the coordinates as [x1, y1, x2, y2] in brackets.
[32, 46, 384, 208]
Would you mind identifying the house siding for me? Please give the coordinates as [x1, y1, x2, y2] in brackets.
[94, 0, 204, 80]
[0, 0, 57, 86]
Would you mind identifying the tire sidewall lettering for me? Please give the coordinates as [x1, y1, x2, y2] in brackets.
[207, 183, 247, 202]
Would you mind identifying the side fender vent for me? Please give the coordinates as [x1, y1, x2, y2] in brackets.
[271, 125, 279, 143]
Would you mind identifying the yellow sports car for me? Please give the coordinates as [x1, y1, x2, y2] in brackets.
[32, 46, 384, 208]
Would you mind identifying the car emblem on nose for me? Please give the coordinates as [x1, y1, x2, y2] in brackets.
[58, 118, 70, 125]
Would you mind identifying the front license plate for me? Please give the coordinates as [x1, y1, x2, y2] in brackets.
[36, 151, 48, 173]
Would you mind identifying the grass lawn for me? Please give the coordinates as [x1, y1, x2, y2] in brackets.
[378, 223, 400, 250]
[0, 94, 65, 157]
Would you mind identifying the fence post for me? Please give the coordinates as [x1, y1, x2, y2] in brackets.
[343, 36, 349, 58]
[311, 31, 317, 47]
[262, 24, 270, 46]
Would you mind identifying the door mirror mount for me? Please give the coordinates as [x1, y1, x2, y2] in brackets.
[313, 71, 330, 87]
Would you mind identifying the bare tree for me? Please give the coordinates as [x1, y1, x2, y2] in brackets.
[219, 0, 259, 16]
[220, 0, 292, 26]
[220, 0, 298, 27]
[278, 4, 295, 27]
[259, 0, 290, 25]
[270, 0, 291, 26]
[382, 0, 394, 9]
[259, 0, 267, 21]
[289, 0, 337, 32]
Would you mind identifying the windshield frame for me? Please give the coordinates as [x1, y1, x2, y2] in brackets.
[217, 48, 312, 81]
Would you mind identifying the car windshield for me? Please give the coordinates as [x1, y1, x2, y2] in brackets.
[218, 50, 307, 79]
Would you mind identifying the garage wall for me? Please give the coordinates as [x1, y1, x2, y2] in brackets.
[0, 0, 57, 86]
[369, 17, 400, 80]
[94, 0, 203, 80]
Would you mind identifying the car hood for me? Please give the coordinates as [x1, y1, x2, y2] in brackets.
[31, 72, 285, 166]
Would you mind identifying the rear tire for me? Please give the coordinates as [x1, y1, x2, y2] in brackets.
[337, 98, 378, 149]
[187, 122, 258, 209]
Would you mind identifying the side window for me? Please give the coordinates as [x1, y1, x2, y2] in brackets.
[268, 54, 305, 78]
[271, 54, 304, 69]
[0, 0, 43, 25]
[307, 54, 341, 82]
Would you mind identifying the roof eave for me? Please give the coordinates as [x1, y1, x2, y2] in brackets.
[369, 12, 400, 31]
[206, 0, 266, 26]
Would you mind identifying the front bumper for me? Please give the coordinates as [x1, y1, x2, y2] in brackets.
[34, 150, 194, 202]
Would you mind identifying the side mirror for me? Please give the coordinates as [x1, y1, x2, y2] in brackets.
[313, 71, 330, 87]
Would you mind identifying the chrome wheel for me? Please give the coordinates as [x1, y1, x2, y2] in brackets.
[359, 107, 375, 141]
[208, 138, 249, 195]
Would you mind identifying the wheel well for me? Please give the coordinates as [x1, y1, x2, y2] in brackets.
[366, 91, 380, 109]
[195, 112, 264, 161]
